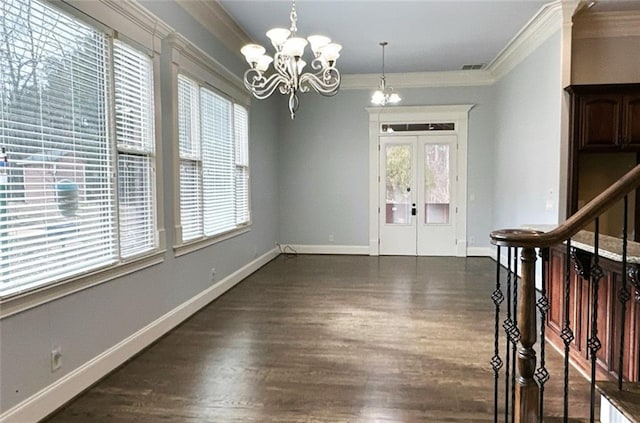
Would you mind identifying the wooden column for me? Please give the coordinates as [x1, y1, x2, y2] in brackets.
[515, 247, 539, 423]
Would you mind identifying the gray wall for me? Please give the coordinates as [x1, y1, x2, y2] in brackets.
[277, 30, 563, 249]
[493, 30, 562, 231]
[0, 1, 280, 414]
[277, 85, 497, 249]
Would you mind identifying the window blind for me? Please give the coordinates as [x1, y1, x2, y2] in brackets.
[0, 0, 115, 289]
[176, 74, 250, 244]
[113, 40, 156, 257]
[234, 104, 249, 225]
[0, 0, 157, 293]
[201, 88, 234, 236]
[177, 75, 202, 241]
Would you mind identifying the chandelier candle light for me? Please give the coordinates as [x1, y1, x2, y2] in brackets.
[240, 0, 342, 119]
[371, 42, 401, 106]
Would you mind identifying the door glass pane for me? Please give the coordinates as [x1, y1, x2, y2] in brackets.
[424, 144, 450, 224]
[385, 144, 412, 224]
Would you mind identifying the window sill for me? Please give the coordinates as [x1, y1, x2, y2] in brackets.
[174, 225, 251, 257]
[0, 250, 166, 319]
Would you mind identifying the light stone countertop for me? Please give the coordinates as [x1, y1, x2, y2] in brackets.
[569, 230, 640, 264]
[521, 225, 640, 264]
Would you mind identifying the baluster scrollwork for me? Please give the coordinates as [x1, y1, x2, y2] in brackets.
[570, 247, 592, 280]
[627, 264, 640, 303]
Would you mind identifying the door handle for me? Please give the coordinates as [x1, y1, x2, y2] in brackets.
[411, 203, 417, 216]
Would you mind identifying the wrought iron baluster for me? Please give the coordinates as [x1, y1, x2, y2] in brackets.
[618, 195, 630, 390]
[503, 247, 513, 423]
[492, 246, 504, 423]
[535, 248, 550, 422]
[562, 239, 574, 423]
[587, 219, 603, 423]
[511, 248, 520, 423]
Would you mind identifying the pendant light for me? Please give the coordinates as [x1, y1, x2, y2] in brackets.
[371, 41, 401, 106]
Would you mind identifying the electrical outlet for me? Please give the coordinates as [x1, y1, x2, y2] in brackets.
[328, 234, 334, 242]
[51, 346, 62, 372]
[211, 267, 216, 279]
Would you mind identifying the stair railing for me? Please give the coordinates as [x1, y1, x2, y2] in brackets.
[490, 163, 640, 423]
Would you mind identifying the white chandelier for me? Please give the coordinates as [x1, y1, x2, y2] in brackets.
[371, 42, 401, 106]
[240, 0, 342, 119]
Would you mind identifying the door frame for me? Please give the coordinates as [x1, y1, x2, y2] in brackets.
[367, 105, 474, 256]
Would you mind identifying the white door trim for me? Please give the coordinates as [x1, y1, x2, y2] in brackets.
[367, 105, 474, 256]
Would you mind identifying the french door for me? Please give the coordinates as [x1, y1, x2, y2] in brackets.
[379, 134, 458, 256]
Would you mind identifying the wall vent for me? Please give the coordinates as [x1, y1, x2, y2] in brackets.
[461, 64, 485, 70]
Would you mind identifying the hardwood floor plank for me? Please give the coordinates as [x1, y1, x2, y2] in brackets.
[44, 256, 592, 422]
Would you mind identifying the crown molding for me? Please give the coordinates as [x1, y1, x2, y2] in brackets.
[181, 0, 562, 90]
[176, 0, 253, 55]
[341, 70, 495, 90]
[343, 1, 563, 89]
[573, 11, 640, 39]
[487, 1, 563, 81]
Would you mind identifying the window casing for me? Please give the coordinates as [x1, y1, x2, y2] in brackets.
[168, 34, 251, 251]
[0, 0, 167, 301]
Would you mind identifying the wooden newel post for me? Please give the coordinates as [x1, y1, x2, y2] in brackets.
[515, 247, 539, 423]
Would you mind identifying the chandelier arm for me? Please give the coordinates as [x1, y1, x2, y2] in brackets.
[243, 69, 290, 99]
[309, 58, 325, 72]
[270, 52, 298, 95]
[298, 68, 340, 96]
[273, 52, 290, 76]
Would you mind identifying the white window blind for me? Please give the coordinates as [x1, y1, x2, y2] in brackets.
[177, 74, 250, 244]
[234, 105, 250, 225]
[177, 75, 202, 241]
[201, 88, 234, 236]
[0, 0, 157, 293]
[114, 40, 156, 258]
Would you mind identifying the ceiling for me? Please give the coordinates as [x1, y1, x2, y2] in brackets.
[217, 0, 549, 75]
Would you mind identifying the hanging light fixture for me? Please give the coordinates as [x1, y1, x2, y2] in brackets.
[240, 0, 342, 119]
[371, 42, 401, 106]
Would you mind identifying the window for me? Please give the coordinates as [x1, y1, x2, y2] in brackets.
[0, 0, 158, 295]
[381, 122, 455, 133]
[177, 74, 250, 244]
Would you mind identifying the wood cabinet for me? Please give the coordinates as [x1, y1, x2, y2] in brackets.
[567, 84, 640, 152]
[545, 244, 640, 382]
[566, 84, 640, 242]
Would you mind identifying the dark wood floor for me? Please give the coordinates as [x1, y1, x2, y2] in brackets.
[45, 255, 594, 422]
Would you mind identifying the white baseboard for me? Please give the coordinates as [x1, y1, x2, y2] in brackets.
[286, 244, 369, 255]
[600, 395, 633, 423]
[466, 246, 494, 257]
[286, 244, 495, 257]
[0, 247, 280, 423]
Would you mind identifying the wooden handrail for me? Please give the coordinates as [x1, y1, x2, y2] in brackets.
[491, 163, 640, 248]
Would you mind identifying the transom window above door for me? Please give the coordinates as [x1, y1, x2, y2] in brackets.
[381, 122, 455, 133]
